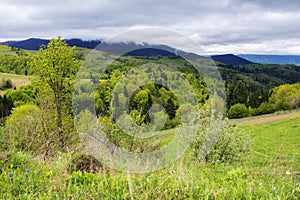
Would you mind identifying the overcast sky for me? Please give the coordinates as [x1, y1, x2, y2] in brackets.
[1, 0, 300, 54]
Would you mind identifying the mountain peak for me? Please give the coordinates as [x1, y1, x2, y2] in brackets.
[211, 54, 253, 65]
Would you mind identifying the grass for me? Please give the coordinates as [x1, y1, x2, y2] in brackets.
[241, 117, 300, 170]
[0, 114, 299, 199]
[0, 45, 36, 56]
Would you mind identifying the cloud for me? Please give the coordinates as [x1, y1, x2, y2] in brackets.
[0, 0, 299, 54]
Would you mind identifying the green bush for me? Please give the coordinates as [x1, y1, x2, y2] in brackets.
[191, 113, 250, 164]
[257, 102, 273, 115]
[269, 83, 300, 111]
[4, 104, 43, 152]
[228, 103, 249, 119]
[211, 123, 249, 164]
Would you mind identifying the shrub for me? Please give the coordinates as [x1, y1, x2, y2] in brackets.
[68, 153, 102, 174]
[257, 102, 273, 115]
[269, 83, 300, 111]
[5, 104, 43, 152]
[228, 103, 249, 119]
[191, 119, 250, 164]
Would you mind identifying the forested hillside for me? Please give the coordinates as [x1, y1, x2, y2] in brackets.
[1, 43, 300, 121]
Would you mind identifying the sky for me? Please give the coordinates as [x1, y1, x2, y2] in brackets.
[1, 0, 300, 54]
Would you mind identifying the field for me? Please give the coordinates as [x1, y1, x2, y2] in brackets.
[241, 114, 300, 170]
[0, 72, 31, 94]
[0, 45, 36, 56]
[0, 113, 299, 199]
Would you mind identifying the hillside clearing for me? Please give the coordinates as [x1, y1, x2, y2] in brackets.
[241, 116, 300, 170]
[0, 73, 31, 94]
[238, 110, 300, 125]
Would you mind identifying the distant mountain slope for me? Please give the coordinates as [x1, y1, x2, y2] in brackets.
[211, 54, 254, 65]
[125, 48, 176, 57]
[1, 38, 101, 50]
[94, 42, 202, 58]
[238, 54, 300, 65]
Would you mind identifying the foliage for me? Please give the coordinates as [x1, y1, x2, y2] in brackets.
[0, 51, 32, 75]
[228, 103, 249, 119]
[1, 42, 300, 199]
[269, 83, 300, 111]
[220, 62, 300, 110]
[4, 105, 43, 152]
[5, 84, 37, 107]
[0, 151, 298, 199]
[68, 171, 99, 185]
[253, 102, 274, 115]
[191, 117, 250, 164]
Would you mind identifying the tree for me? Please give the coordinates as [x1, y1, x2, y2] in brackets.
[30, 37, 81, 150]
[230, 80, 248, 106]
[228, 103, 249, 119]
[269, 83, 300, 111]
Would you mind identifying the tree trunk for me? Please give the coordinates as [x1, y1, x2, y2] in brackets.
[55, 94, 65, 151]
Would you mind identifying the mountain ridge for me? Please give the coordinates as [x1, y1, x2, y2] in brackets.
[2, 38, 300, 65]
[210, 54, 254, 65]
[0, 38, 101, 50]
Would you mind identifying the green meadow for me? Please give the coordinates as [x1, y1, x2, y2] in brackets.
[0, 115, 299, 199]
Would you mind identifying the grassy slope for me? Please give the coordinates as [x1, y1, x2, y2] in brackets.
[241, 116, 300, 170]
[0, 115, 299, 199]
[0, 45, 36, 56]
[0, 73, 31, 95]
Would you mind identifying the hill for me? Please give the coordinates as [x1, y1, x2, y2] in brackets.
[1, 38, 101, 50]
[1, 38, 205, 58]
[125, 48, 176, 57]
[211, 54, 254, 65]
[218, 63, 300, 86]
[0, 45, 36, 56]
[238, 54, 300, 65]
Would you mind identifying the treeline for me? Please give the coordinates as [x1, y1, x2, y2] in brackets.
[218, 63, 300, 118]
[228, 83, 300, 118]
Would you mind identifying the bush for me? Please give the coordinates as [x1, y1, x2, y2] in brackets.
[269, 83, 300, 111]
[5, 104, 43, 152]
[257, 102, 273, 115]
[68, 153, 102, 174]
[191, 119, 250, 164]
[228, 103, 249, 119]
